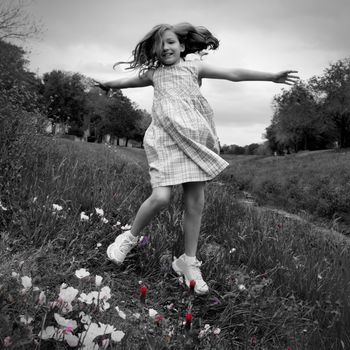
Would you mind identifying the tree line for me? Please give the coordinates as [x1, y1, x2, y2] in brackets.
[0, 38, 151, 146]
[222, 58, 350, 155]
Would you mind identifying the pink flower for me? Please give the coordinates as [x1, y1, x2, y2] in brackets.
[251, 335, 257, 346]
[63, 325, 74, 334]
[155, 314, 164, 326]
[4, 336, 12, 348]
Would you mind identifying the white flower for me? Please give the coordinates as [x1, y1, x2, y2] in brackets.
[204, 324, 211, 331]
[198, 324, 211, 338]
[96, 243, 102, 248]
[100, 286, 111, 300]
[101, 217, 109, 224]
[115, 306, 126, 320]
[59, 285, 79, 313]
[78, 292, 96, 304]
[33, 197, 37, 203]
[38, 291, 47, 305]
[52, 204, 63, 211]
[80, 322, 116, 350]
[39, 326, 57, 340]
[80, 212, 89, 221]
[238, 284, 246, 291]
[121, 224, 131, 230]
[64, 333, 79, 347]
[166, 303, 174, 310]
[317, 274, 323, 280]
[20, 315, 34, 325]
[79, 288, 111, 311]
[213, 327, 221, 335]
[229, 248, 236, 254]
[54, 313, 78, 330]
[75, 268, 90, 279]
[149, 308, 158, 318]
[111, 330, 125, 342]
[21, 276, 32, 289]
[95, 275, 103, 287]
[11, 272, 19, 278]
[39, 323, 79, 347]
[133, 312, 141, 319]
[79, 312, 92, 324]
[95, 208, 104, 217]
[0, 201, 8, 211]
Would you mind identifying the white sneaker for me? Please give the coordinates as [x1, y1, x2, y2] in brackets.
[106, 231, 137, 264]
[172, 254, 209, 295]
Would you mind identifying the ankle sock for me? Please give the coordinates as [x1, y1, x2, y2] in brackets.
[183, 254, 196, 264]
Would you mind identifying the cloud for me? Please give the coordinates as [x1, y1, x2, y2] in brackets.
[26, 0, 350, 145]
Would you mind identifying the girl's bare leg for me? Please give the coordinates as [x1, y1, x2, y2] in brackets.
[182, 182, 205, 256]
[130, 186, 172, 236]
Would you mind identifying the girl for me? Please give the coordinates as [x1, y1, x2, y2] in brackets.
[95, 22, 298, 295]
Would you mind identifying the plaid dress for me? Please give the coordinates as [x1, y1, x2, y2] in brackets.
[144, 59, 229, 188]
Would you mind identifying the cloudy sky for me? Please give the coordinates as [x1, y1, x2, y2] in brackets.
[25, 0, 350, 146]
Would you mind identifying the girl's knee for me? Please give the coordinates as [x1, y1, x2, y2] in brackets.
[149, 188, 171, 209]
[185, 194, 205, 215]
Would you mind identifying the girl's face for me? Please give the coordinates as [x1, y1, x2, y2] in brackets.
[158, 30, 184, 66]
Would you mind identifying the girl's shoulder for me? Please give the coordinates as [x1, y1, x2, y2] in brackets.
[183, 58, 203, 73]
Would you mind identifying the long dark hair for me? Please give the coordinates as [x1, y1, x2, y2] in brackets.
[114, 22, 219, 73]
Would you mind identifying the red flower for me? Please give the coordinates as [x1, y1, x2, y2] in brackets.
[185, 313, 192, 323]
[287, 347, 292, 350]
[155, 314, 164, 326]
[139, 285, 148, 303]
[251, 335, 257, 346]
[189, 279, 196, 291]
[185, 313, 193, 330]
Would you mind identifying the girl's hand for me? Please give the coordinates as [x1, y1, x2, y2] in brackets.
[273, 70, 299, 85]
[92, 79, 110, 94]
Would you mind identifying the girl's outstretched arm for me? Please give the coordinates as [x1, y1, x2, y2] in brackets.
[94, 70, 153, 91]
[198, 62, 299, 85]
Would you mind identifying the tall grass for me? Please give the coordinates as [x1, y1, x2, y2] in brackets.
[1, 117, 350, 349]
[220, 151, 350, 231]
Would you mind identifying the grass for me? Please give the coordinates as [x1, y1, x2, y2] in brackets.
[220, 150, 350, 233]
[1, 131, 350, 349]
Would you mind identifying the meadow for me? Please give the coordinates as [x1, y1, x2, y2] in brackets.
[1, 117, 350, 349]
[220, 150, 350, 234]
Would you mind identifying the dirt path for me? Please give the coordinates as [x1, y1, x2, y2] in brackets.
[211, 181, 349, 244]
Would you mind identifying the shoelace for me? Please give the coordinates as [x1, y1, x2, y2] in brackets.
[119, 237, 135, 254]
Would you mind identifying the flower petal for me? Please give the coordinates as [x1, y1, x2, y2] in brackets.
[111, 330, 125, 342]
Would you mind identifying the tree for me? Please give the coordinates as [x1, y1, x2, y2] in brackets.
[0, 0, 42, 42]
[309, 58, 350, 148]
[268, 82, 321, 152]
[42, 70, 89, 128]
[0, 38, 42, 111]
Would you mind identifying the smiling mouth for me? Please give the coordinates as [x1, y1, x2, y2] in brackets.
[162, 53, 173, 58]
